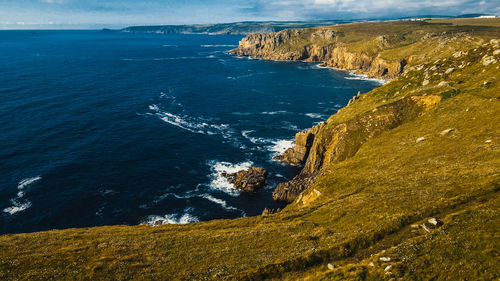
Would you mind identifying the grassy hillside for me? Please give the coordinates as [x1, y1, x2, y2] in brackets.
[0, 19, 499, 280]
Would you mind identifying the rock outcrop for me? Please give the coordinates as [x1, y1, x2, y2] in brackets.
[223, 167, 268, 192]
[274, 122, 326, 165]
[273, 95, 442, 202]
[230, 29, 407, 80]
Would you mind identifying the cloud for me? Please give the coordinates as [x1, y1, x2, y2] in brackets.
[40, 0, 66, 3]
[244, 0, 499, 19]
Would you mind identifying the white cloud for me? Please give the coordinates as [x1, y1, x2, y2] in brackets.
[249, 0, 499, 19]
[40, 0, 66, 4]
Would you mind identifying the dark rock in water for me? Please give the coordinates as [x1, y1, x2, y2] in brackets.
[222, 167, 268, 192]
[261, 207, 281, 216]
[154, 220, 165, 226]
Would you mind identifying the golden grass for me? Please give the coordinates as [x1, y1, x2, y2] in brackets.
[0, 18, 499, 281]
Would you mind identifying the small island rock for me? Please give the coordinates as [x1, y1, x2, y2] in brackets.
[223, 167, 268, 192]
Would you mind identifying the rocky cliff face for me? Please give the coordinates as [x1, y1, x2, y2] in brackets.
[230, 29, 407, 80]
[273, 95, 442, 202]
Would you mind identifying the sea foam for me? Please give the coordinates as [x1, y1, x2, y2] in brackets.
[200, 194, 244, 214]
[201, 44, 237, 48]
[143, 211, 199, 226]
[208, 160, 253, 196]
[304, 113, 324, 119]
[3, 176, 41, 215]
[269, 140, 294, 156]
[149, 104, 232, 138]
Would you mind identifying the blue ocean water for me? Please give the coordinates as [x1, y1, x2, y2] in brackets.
[0, 30, 380, 234]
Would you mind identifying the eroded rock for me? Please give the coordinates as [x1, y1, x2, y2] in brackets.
[261, 207, 281, 216]
[223, 167, 268, 192]
[273, 96, 442, 202]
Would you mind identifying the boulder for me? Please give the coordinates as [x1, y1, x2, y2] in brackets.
[261, 208, 281, 216]
[440, 128, 455, 136]
[428, 217, 443, 227]
[223, 167, 268, 192]
[482, 55, 497, 66]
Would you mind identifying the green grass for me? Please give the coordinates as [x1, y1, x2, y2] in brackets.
[0, 19, 499, 281]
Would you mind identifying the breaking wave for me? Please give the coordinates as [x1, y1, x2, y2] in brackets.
[261, 111, 288, 115]
[200, 194, 244, 214]
[149, 104, 232, 138]
[201, 44, 237, 47]
[3, 176, 41, 215]
[268, 140, 294, 157]
[143, 210, 199, 226]
[207, 160, 253, 196]
[304, 113, 324, 119]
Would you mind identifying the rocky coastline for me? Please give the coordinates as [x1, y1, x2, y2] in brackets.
[229, 28, 408, 80]
[229, 23, 498, 208]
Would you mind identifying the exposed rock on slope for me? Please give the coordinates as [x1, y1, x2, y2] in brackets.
[273, 95, 442, 202]
[274, 122, 325, 165]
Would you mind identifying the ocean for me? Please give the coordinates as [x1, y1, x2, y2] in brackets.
[0, 30, 381, 234]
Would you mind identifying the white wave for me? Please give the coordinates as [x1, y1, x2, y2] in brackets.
[281, 122, 301, 131]
[269, 140, 294, 156]
[208, 160, 253, 196]
[261, 111, 288, 115]
[345, 71, 388, 84]
[149, 105, 232, 138]
[121, 57, 200, 62]
[161, 44, 178, 47]
[201, 44, 237, 47]
[315, 63, 388, 84]
[200, 194, 243, 214]
[143, 212, 199, 226]
[3, 201, 32, 215]
[153, 57, 199, 61]
[304, 113, 324, 119]
[149, 104, 159, 111]
[3, 176, 41, 215]
[232, 112, 252, 116]
[18, 176, 41, 189]
[241, 130, 268, 144]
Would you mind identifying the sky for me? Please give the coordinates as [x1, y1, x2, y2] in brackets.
[0, 0, 498, 29]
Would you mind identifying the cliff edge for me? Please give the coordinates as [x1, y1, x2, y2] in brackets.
[0, 19, 499, 281]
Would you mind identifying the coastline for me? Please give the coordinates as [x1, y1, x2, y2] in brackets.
[0, 19, 498, 280]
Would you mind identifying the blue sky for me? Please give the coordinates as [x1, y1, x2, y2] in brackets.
[0, 0, 499, 29]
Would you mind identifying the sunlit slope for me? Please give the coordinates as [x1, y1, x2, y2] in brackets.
[0, 19, 499, 281]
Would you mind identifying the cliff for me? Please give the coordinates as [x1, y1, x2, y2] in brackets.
[0, 19, 499, 281]
[273, 95, 442, 202]
[231, 29, 407, 79]
[230, 20, 499, 80]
